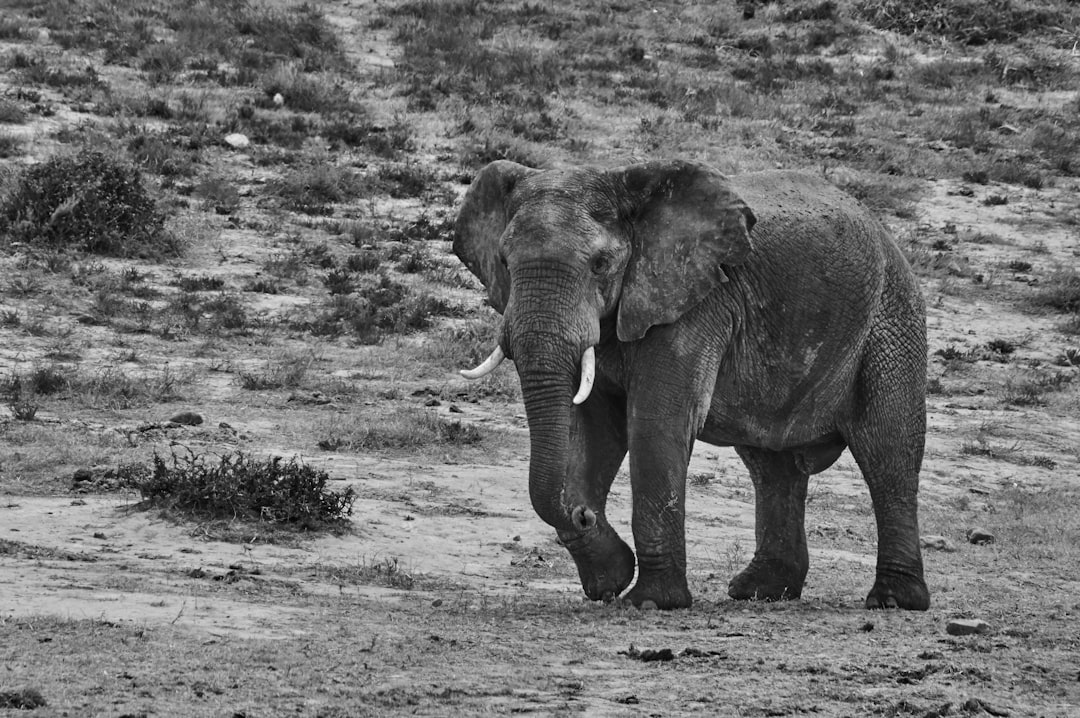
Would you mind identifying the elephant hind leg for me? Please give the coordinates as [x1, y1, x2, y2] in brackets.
[728, 446, 810, 602]
[844, 322, 929, 610]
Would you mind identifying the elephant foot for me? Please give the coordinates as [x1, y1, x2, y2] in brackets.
[560, 526, 636, 602]
[865, 573, 930, 611]
[728, 558, 806, 602]
[624, 576, 692, 610]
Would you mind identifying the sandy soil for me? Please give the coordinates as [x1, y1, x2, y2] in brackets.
[2, 2, 1079, 716]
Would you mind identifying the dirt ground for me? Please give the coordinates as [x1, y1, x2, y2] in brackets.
[2, 1, 1080, 716]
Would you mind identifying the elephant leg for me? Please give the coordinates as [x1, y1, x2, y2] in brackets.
[844, 327, 930, 610]
[728, 446, 810, 602]
[622, 417, 695, 609]
[557, 389, 635, 602]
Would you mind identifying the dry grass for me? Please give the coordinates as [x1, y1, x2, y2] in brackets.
[0, 0, 1078, 715]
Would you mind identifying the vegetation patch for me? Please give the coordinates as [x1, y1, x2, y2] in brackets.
[854, 0, 1071, 45]
[132, 449, 356, 534]
[0, 150, 178, 258]
[318, 409, 483, 452]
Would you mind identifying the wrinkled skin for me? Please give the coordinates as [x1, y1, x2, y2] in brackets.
[453, 160, 929, 611]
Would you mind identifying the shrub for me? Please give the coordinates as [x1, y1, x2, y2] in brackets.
[133, 449, 355, 532]
[387, 213, 455, 243]
[323, 268, 356, 295]
[0, 131, 23, 158]
[345, 251, 382, 273]
[1031, 267, 1080, 314]
[0, 150, 178, 257]
[0, 98, 26, 124]
[4, 365, 70, 398]
[273, 163, 363, 215]
[260, 64, 356, 114]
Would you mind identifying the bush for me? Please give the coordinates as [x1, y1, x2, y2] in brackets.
[133, 449, 355, 532]
[0, 150, 178, 257]
[1031, 267, 1080, 314]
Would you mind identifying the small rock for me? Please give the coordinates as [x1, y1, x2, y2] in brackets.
[946, 618, 991, 636]
[223, 132, 250, 149]
[967, 528, 995, 545]
[620, 644, 673, 662]
[72, 468, 94, 484]
[448, 404, 463, 413]
[424, 398, 441, 407]
[963, 698, 1011, 716]
[169, 411, 203, 426]
[921, 535, 958, 552]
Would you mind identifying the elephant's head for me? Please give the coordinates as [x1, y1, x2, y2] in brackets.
[453, 160, 755, 534]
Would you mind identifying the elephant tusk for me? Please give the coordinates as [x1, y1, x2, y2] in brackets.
[572, 346, 595, 405]
[459, 346, 505, 380]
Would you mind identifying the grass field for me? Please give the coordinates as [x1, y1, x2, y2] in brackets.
[1, 0, 1078, 715]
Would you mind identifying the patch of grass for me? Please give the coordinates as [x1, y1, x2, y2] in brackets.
[0, 98, 27, 123]
[0, 130, 25, 158]
[72, 365, 193, 409]
[322, 114, 415, 158]
[260, 64, 357, 114]
[173, 274, 226, 292]
[374, 163, 437, 199]
[396, 247, 436, 274]
[388, 213, 455, 243]
[345, 251, 382, 273]
[194, 176, 241, 214]
[418, 314, 502, 371]
[1030, 266, 1080, 314]
[273, 163, 364, 216]
[0, 687, 47, 710]
[1057, 316, 1080, 336]
[237, 349, 318, 391]
[122, 130, 198, 181]
[312, 557, 418, 590]
[854, 0, 1070, 45]
[303, 274, 462, 341]
[830, 171, 924, 218]
[0, 150, 179, 258]
[1003, 370, 1073, 407]
[132, 449, 355, 533]
[0, 17, 26, 40]
[165, 292, 250, 334]
[317, 409, 483, 452]
[322, 268, 356, 295]
[28, 0, 344, 77]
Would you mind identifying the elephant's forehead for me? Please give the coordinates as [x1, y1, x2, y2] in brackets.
[509, 171, 619, 230]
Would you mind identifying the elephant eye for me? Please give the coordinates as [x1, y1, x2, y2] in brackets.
[590, 254, 610, 275]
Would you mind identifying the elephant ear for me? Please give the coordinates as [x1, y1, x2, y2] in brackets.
[453, 160, 538, 314]
[614, 160, 756, 342]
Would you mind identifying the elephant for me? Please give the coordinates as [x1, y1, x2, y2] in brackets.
[452, 159, 929, 611]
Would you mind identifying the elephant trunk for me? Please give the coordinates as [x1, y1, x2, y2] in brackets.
[512, 330, 585, 533]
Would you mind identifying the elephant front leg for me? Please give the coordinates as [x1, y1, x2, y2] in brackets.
[728, 446, 810, 602]
[558, 390, 636, 603]
[622, 419, 694, 609]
